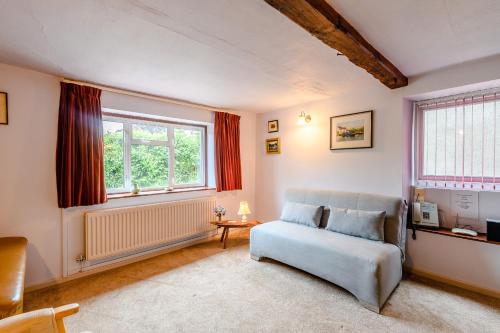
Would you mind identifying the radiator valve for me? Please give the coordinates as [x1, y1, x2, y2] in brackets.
[75, 254, 86, 272]
[75, 254, 86, 263]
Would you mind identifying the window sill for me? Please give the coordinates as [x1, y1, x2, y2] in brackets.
[415, 183, 500, 193]
[413, 226, 499, 245]
[107, 187, 216, 199]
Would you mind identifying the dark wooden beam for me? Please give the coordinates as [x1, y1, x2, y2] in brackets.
[264, 0, 408, 89]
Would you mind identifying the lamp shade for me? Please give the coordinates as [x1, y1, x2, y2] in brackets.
[237, 201, 251, 215]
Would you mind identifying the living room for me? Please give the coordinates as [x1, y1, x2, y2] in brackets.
[0, 1, 499, 332]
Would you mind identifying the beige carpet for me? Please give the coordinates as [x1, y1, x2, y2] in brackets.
[25, 230, 500, 333]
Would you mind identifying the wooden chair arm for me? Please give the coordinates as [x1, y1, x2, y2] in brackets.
[53, 304, 79, 333]
[54, 303, 79, 320]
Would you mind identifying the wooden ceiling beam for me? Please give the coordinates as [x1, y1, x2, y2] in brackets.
[264, 0, 408, 89]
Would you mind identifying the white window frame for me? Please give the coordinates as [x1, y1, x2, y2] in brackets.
[103, 113, 207, 193]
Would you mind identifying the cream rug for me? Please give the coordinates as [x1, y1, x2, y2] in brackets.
[25, 231, 499, 333]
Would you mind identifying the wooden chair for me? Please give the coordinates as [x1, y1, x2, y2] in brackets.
[0, 303, 79, 333]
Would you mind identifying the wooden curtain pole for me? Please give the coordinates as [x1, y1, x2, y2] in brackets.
[61, 78, 226, 113]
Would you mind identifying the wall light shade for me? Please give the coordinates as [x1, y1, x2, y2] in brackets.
[237, 201, 251, 222]
[297, 111, 311, 125]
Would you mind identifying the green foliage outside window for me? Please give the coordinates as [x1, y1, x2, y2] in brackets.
[103, 121, 203, 190]
[131, 145, 169, 188]
[103, 128, 124, 189]
[132, 124, 168, 141]
[174, 129, 201, 184]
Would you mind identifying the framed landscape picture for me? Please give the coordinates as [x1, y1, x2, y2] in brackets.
[268, 119, 279, 133]
[0, 92, 7, 125]
[266, 137, 280, 154]
[330, 110, 372, 150]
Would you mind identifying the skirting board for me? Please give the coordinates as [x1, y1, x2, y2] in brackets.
[25, 232, 216, 293]
[404, 267, 500, 299]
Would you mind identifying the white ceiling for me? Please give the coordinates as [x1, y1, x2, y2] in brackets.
[0, 1, 499, 112]
[331, 0, 500, 76]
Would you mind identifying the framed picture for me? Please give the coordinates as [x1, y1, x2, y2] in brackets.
[330, 110, 372, 150]
[266, 137, 280, 154]
[268, 120, 279, 133]
[0, 92, 7, 125]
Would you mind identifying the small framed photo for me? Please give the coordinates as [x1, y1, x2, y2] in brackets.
[267, 120, 279, 133]
[0, 92, 7, 125]
[330, 110, 373, 150]
[266, 137, 281, 154]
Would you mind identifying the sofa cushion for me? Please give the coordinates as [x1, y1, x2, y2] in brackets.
[280, 202, 323, 228]
[326, 208, 386, 241]
[250, 221, 402, 311]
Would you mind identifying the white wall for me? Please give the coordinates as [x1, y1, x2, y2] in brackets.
[420, 188, 500, 233]
[406, 230, 500, 293]
[0, 64, 62, 287]
[255, 83, 404, 221]
[255, 56, 500, 293]
[0, 63, 256, 287]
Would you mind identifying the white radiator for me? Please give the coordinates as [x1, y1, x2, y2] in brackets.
[84, 197, 216, 261]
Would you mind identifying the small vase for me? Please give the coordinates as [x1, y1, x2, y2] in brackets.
[217, 215, 222, 222]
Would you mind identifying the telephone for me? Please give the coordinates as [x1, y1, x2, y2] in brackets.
[413, 201, 439, 228]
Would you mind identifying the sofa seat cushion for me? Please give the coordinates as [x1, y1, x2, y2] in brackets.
[250, 221, 401, 310]
[0, 237, 28, 319]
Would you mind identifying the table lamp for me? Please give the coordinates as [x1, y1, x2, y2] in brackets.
[237, 201, 251, 222]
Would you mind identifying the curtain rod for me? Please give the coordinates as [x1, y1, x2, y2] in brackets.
[61, 78, 226, 112]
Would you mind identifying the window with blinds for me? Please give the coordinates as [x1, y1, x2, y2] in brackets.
[414, 88, 500, 190]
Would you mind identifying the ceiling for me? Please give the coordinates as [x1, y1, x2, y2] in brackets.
[331, 0, 500, 76]
[0, 1, 499, 112]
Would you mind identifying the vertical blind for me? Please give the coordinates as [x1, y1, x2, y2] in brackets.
[415, 88, 500, 191]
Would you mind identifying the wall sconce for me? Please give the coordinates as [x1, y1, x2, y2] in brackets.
[297, 111, 311, 126]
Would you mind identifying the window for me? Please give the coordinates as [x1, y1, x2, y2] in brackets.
[414, 89, 500, 190]
[103, 113, 206, 193]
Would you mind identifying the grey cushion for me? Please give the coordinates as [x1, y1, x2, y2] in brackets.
[284, 188, 408, 261]
[250, 221, 402, 312]
[326, 207, 386, 241]
[280, 202, 323, 228]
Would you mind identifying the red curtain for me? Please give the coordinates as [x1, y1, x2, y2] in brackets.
[214, 112, 242, 192]
[56, 82, 107, 208]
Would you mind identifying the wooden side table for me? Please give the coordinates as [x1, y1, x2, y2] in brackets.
[210, 220, 261, 249]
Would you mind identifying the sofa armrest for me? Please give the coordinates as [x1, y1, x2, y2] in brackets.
[0, 237, 28, 319]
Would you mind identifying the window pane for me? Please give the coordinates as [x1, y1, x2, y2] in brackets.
[103, 121, 124, 189]
[174, 128, 202, 185]
[483, 101, 495, 177]
[132, 123, 168, 141]
[435, 108, 446, 175]
[423, 110, 436, 175]
[445, 106, 456, 176]
[421, 98, 500, 182]
[472, 102, 483, 177]
[131, 145, 169, 188]
[463, 104, 473, 177]
[496, 101, 500, 177]
[455, 105, 464, 178]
